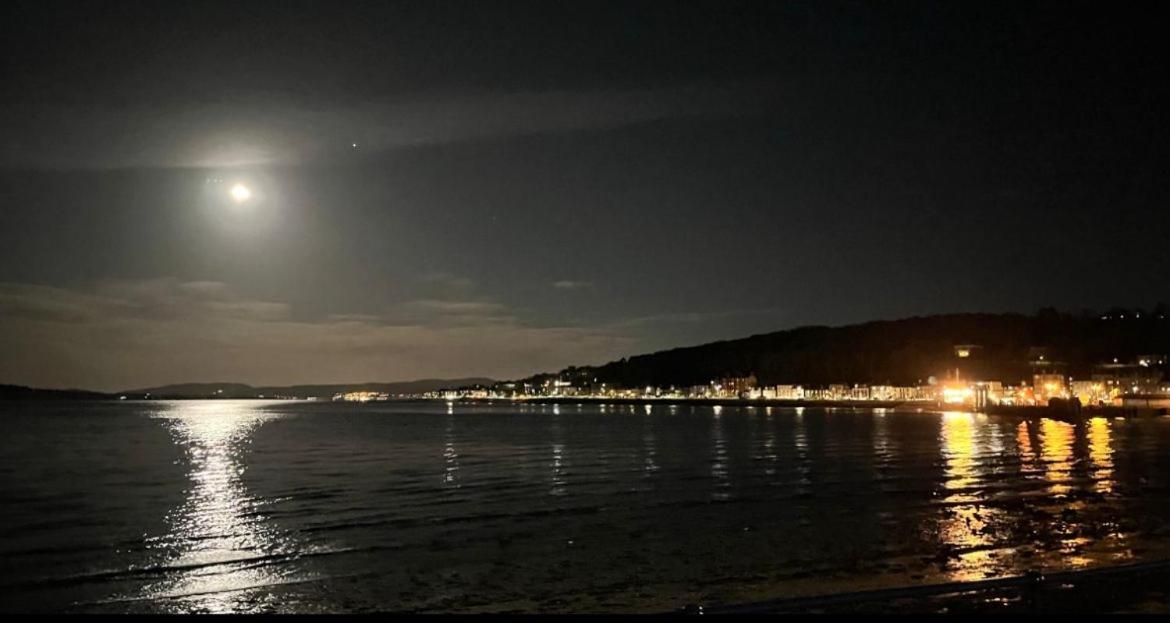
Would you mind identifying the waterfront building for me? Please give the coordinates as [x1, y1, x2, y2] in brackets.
[848, 385, 872, 400]
[688, 384, 713, 398]
[640, 385, 663, 398]
[887, 385, 933, 401]
[1032, 374, 1069, 404]
[971, 381, 1004, 408]
[773, 385, 805, 400]
[998, 384, 1035, 405]
[939, 379, 974, 405]
[804, 387, 830, 400]
[1092, 360, 1164, 395]
[716, 375, 758, 398]
[548, 379, 581, 396]
[333, 391, 389, 402]
[1070, 380, 1114, 406]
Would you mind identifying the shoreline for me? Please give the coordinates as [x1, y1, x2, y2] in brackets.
[516, 396, 906, 409]
[444, 396, 1168, 420]
[5, 395, 1165, 421]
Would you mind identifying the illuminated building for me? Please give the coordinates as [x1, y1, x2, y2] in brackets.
[935, 365, 977, 406]
[715, 375, 757, 398]
[773, 385, 805, 400]
[1032, 373, 1069, 404]
[548, 379, 580, 397]
[804, 386, 833, 400]
[953, 344, 980, 358]
[1070, 380, 1115, 406]
[998, 384, 1034, 405]
[1093, 359, 1165, 395]
[940, 380, 974, 405]
[847, 385, 872, 400]
[971, 381, 1003, 408]
[890, 385, 934, 401]
[332, 391, 389, 402]
[688, 384, 714, 398]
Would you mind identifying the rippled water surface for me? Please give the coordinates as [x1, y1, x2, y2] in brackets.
[3, 400, 1170, 613]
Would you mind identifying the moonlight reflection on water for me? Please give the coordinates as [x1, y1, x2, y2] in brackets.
[137, 401, 301, 613]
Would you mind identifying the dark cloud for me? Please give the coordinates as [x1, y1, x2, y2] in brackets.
[0, 81, 781, 169]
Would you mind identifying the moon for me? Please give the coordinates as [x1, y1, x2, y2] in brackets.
[229, 183, 252, 202]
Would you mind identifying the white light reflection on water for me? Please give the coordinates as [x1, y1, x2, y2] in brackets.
[549, 417, 567, 497]
[443, 416, 460, 489]
[642, 410, 659, 478]
[133, 401, 305, 613]
[762, 408, 777, 477]
[873, 408, 892, 469]
[550, 443, 566, 496]
[710, 407, 729, 500]
[794, 409, 811, 491]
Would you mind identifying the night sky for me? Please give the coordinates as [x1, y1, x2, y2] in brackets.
[1, 0, 1167, 390]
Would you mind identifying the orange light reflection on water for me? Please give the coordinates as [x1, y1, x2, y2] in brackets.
[1040, 419, 1075, 496]
[1087, 417, 1114, 494]
[937, 411, 1004, 581]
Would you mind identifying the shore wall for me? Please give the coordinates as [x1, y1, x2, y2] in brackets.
[981, 403, 1165, 421]
[446, 396, 1167, 420]
[474, 397, 908, 409]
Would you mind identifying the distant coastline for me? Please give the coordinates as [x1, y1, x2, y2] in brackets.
[443, 395, 1166, 421]
[4, 384, 1164, 422]
[488, 396, 906, 409]
[0, 384, 113, 401]
[0, 378, 495, 402]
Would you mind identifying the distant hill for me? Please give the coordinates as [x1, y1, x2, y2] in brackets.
[517, 308, 1170, 389]
[118, 382, 259, 399]
[0, 384, 113, 401]
[119, 378, 497, 399]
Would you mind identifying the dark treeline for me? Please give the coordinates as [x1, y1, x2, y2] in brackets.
[516, 307, 1170, 389]
[0, 384, 112, 401]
